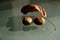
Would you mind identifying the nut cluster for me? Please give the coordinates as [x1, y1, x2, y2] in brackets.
[21, 4, 46, 25]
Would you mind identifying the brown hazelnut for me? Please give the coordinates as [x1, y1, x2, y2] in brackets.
[34, 17, 45, 25]
[22, 16, 32, 25]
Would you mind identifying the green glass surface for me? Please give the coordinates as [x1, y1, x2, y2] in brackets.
[0, 0, 60, 40]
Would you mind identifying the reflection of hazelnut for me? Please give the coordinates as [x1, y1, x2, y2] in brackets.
[22, 16, 32, 25]
[34, 17, 45, 25]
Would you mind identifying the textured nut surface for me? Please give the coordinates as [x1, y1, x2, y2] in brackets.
[21, 4, 47, 17]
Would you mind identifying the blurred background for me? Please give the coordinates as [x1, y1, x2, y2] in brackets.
[0, 0, 60, 40]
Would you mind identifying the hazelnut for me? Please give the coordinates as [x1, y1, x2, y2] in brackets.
[22, 16, 32, 25]
[34, 17, 45, 25]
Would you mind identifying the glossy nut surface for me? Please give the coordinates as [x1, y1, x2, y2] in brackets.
[22, 16, 33, 25]
[34, 17, 45, 25]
